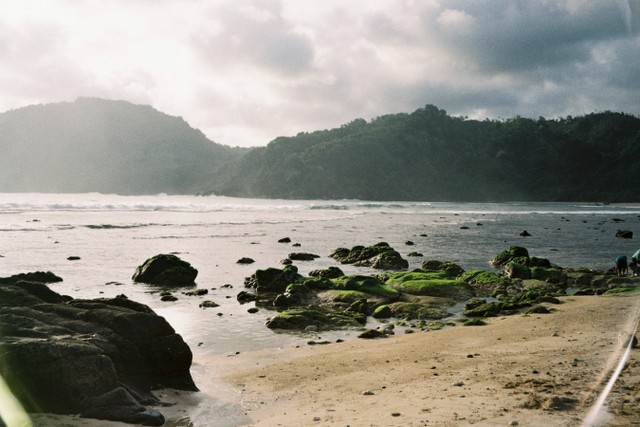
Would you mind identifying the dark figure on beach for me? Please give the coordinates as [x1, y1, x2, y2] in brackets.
[632, 249, 640, 276]
[615, 255, 628, 276]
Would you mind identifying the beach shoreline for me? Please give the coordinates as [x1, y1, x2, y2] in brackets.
[211, 295, 640, 427]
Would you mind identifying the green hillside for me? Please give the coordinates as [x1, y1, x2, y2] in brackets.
[1, 99, 638, 202]
[212, 105, 640, 202]
[0, 98, 242, 195]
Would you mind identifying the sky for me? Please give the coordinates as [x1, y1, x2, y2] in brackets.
[1, 0, 639, 147]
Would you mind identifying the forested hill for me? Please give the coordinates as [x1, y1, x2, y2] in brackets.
[1, 99, 638, 201]
[0, 98, 243, 195]
[212, 106, 640, 202]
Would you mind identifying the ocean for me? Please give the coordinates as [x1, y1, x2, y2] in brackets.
[2, 193, 639, 425]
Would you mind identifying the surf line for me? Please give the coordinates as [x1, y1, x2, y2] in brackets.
[581, 300, 640, 427]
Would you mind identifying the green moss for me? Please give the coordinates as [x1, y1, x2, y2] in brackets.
[372, 304, 392, 319]
[604, 286, 640, 295]
[384, 271, 472, 298]
[330, 275, 399, 299]
[525, 305, 552, 314]
[321, 289, 370, 301]
[461, 270, 509, 285]
[265, 308, 365, 330]
[388, 301, 450, 320]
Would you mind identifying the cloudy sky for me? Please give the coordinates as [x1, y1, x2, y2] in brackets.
[1, 0, 639, 147]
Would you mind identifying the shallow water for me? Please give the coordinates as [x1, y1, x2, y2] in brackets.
[1, 193, 639, 425]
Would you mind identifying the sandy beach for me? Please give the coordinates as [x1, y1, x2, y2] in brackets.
[217, 295, 640, 427]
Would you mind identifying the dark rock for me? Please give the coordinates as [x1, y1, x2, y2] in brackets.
[358, 329, 387, 339]
[266, 309, 365, 330]
[616, 229, 633, 239]
[247, 307, 259, 314]
[244, 265, 302, 294]
[236, 257, 255, 264]
[520, 230, 532, 237]
[288, 252, 320, 261]
[160, 294, 178, 302]
[330, 242, 393, 265]
[237, 291, 257, 304]
[183, 289, 207, 297]
[308, 266, 344, 279]
[132, 254, 198, 287]
[199, 300, 220, 308]
[405, 241, 414, 246]
[278, 237, 291, 243]
[421, 260, 465, 277]
[67, 256, 81, 261]
[491, 246, 530, 267]
[280, 259, 293, 265]
[292, 243, 301, 247]
[372, 304, 392, 319]
[407, 252, 423, 257]
[0, 271, 63, 285]
[0, 278, 196, 425]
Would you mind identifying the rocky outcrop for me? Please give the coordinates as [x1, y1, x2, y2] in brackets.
[132, 254, 198, 286]
[0, 275, 197, 425]
[330, 242, 408, 270]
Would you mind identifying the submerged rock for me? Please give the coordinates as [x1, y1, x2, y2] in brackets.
[132, 254, 198, 286]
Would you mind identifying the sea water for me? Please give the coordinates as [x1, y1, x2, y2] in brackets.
[1, 193, 639, 425]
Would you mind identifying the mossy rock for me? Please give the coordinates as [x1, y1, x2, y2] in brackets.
[491, 246, 530, 267]
[265, 309, 365, 330]
[244, 265, 302, 294]
[330, 275, 400, 299]
[317, 289, 371, 303]
[358, 329, 387, 339]
[531, 267, 567, 285]
[329, 242, 391, 264]
[346, 298, 369, 315]
[525, 305, 552, 314]
[372, 304, 392, 319]
[132, 254, 198, 286]
[384, 271, 473, 300]
[308, 267, 344, 279]
[506, 262, 532, 279]
[301, 277, 334, 290]
[604, 285, 640, 295]
[421, 260, 465, 277]
[388, 300, 451, 320]
[460, 270, 510, 295]
[529, 257, 552, 268]
[463, 300, 502, 317]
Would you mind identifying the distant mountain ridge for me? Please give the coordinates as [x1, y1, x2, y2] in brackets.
[1, 98, 639, 201]
[0, 98, 241, 195]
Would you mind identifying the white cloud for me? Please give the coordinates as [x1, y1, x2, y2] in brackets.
[0, 0, 638, 146]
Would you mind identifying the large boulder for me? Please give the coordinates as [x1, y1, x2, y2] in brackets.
[0, 276, 197, 425]
[132, 254, 198, 286]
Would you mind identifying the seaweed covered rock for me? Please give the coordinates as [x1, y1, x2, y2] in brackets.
[265, 309, 366, 330]
[0, 275, 196, 425]
[491, 246, 530, 267]
[244, 265, 302, 294]
[421, 260, 465, 277]
[330, 242, 408, 270]
[132, 254, 198, 286]
[330, 275, 400, 299]
[460, 270, 510, 296]
[308, 266, 344, 279]
[384, 270, 473, 300]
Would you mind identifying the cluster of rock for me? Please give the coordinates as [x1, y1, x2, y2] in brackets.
[0, 269, 197, 425]
[240, 243, 640, 335]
